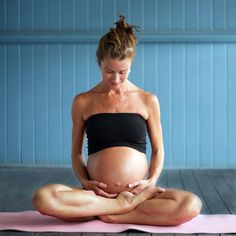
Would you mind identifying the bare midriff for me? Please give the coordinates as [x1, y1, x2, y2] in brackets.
[87, 146, 148, 194]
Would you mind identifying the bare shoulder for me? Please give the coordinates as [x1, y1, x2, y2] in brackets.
[73, 92, 89, 106]
[72, 93, 86, 113]
[142, 92, 160, 110]
[140, 92, 160, 120]
[72, 91, 92, 122]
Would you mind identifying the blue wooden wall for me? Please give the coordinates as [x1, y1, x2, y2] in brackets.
[1, 0, 236, 168]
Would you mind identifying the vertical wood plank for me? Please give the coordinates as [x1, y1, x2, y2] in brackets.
[48, 45, 62, 165]
[33, 0, 47, 30]
[62, 45, 74, 165]
[88, 0, 102, 30]
[47, 0, 61, 30]
[171, 0, 184, 30]
[116, 0, 130, 21]
[171, 44, 185, 167]
[6, 0, 19, 30]
[130, 44, 143, 88]
[185, 0, 199, 30]
[0, 45, 6, 164]
[21, 45, 35, 165]
[213, 44, 227, 167]
[227, 0, 236, 29]
[74, 0, 89, 30]
[0, 0, 5, 30]
[199, 44, 213, 167]
[213, 0, 226, 30]
[89, 44, 100, 88]
[157, 0, 171, 30]
[143, 44, 156, 93]
[75, 44, 89, 93]
[199, 0, 213, 30]
[143, 0, 156, 30]
[20, 0, 33, 30]
[158, 44, 172, 167]
[185, 45, 199, 167]
[102, 0, 116, 30]
[7, 45, 21, 164]
[143, 44, 155, 163]
[34, 45, 49, 165]
[227, 44, 236, 166]
[62, 0, 74, 30]
[130, 0, 144, 28]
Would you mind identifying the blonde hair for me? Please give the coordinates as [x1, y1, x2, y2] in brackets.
[96, 15, 139, 66]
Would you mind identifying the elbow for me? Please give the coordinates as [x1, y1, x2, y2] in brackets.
[152, 148, 164, 157]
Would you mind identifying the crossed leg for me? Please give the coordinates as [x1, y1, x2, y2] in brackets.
[32, 184, 158, 221]
[32, 184, 202, 226]
[99, 189, 202, 226]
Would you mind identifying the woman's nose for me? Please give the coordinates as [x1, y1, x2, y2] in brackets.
[112, 72, 120, 81]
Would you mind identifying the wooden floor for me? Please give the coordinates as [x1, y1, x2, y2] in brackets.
[0, 167, 236, 236]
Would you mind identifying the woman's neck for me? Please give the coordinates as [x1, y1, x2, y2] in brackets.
[99, 80, 132, 95]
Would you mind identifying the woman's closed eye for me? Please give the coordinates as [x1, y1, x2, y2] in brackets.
[120, 70, 128, 75]
[106, 70, 113, 74]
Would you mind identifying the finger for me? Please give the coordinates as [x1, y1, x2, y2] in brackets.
[128, 181, 143, 188]
[96, 188, 118, 198]
[157, 187, 165, 193]
[93, 181, 107, 189]
[130, 185, 145, 194]
[107, 193, 118, 198]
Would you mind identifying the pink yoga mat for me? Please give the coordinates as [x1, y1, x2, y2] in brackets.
[0, 211, 236, 233]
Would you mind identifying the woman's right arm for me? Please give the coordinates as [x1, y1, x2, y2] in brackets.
[71, 94, 89, 184]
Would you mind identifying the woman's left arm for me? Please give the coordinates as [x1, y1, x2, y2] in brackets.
[146, 93, 164, 183]
[129, 93, 165, 193]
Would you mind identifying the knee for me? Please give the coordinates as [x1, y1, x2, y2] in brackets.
[184, 192, 202, 218]
[174, 192, 202, 225]
[32, 184, 58, 216]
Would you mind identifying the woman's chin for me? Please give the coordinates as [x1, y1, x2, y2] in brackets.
[110, 83, 120, 88]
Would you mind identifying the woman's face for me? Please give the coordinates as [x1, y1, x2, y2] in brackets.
[100, 57, 132, 90]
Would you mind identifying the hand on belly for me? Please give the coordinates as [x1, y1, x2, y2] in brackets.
[87, 147, 148, 194]
[96, 174, 137, 194]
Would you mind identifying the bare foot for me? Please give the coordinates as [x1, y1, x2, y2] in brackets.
[116, 185, 158, 213]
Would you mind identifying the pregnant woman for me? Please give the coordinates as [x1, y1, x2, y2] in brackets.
[33, 16, 202, 226]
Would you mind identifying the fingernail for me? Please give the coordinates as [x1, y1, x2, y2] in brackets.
[128, 184, 132, 188]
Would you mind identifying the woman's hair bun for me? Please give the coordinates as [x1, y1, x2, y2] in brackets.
[114, 15, 140, 34]
[96, 15, 140, 65]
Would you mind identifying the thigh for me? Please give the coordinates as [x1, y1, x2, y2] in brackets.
[134, 188, 199, 215]
[36, 183, 95, 194]
[153, 188, 190, 200]
[43, 183, 74, 192]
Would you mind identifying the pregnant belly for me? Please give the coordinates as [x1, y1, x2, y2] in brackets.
[87, 147, 148, 194]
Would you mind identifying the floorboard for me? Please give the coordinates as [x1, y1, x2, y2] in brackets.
[0, 167, 236, 236]
[206, 170, 236, 214]
[192, 170, 230, 214]
[180, 170, 210, 214]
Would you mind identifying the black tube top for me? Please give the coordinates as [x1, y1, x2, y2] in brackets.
[85, 113, 147, 155]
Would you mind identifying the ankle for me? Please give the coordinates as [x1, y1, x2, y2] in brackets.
[116, 191, 135, 213]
